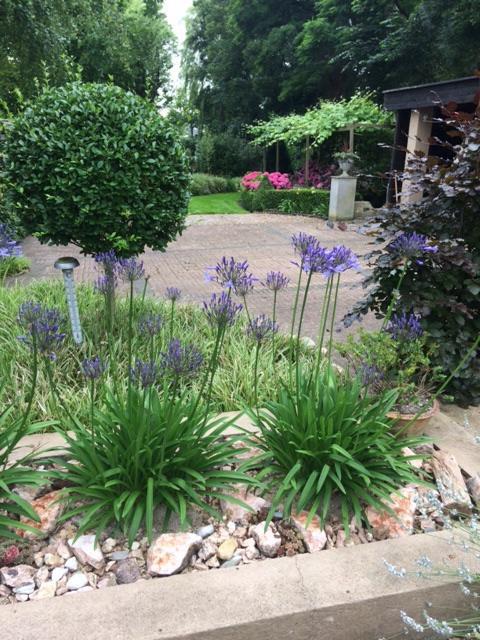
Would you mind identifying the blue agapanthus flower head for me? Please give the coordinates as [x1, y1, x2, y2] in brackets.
[81, 356, 106, 380]
[388, 233, 437, 263]
[205, 256, 256, 296]
[247, 315, 279, 343]
[130, 359, 158, 388]
[291, 232, 318, 261]
[94, 250, 118, 268]
[359, 363, 385, 387]
[387, 311, 423, 341]
[160, 339, 203, 379]
[326, 245, 360, 275]
[0, 224, 22, 259]
[165, 287, 182, 302]
[118, 257, 145, 282]
[138, 313, 163, 337]
[17, 302, 66, 360]
[203, 291, 243, 328]
[264, 271, 289, 292]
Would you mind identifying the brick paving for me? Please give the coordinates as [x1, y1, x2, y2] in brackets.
[17, 213, 380, 340]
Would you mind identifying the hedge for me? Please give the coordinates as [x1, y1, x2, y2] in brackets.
[190, 174, 241, 196]
[239, 188, 329, 217]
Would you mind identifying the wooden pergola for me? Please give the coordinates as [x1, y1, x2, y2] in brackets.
[383, 75, 480, 203]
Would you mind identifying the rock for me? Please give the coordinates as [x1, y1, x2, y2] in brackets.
[87, 572, 98, 588]
[233, 526, 247, 539]
[467, 474, 480, 506]
[15, 593, 29, 602]
[69, 535, 105, 570]
[66, 571, 89, 591]
[34, 566, 50, 587]
[30, 580, 57, 600]
[101, 538, 117, 554]
[366, 486, 418, 539]
[13, 582, 35, 595]
[64, 557, 78, 572]
[291, 512, 327, 553]
[44, 553, 63, 568]
[18, 491, 64, 540]
[300, 336, 316, 350]
[33, 552, 44, 568]
[217, 538, 237, 561]
[193, 562, 209, 572]
[130, 541, 140, 551]
[431, 450, 472, 514]
[420, 518, 436, 533]
[198, 539, 218, 562]
[196, 524, 214, 539]
[226, 521, 236, 535]
[51, 567, 68, 582]
[1, 565, 35, 589]
[221, 556, 242, 569]
[114, 559, 141, 585]
[205, 555, 220, 569]
[147, 533, 202, 577]
[109, 550, 129, 561]
[0, 585, 11, 597]
[220, 487, 270, 524]
[245, 546, 260, 560]
[56, 542, 71, 560]
[97, 573, 117, 589]
[252, 522, 281, 558]
[402, 447, 423, 470]
[335, 530, 346, 548]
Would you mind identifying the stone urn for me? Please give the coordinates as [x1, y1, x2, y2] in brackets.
[338, 157, 354, 175]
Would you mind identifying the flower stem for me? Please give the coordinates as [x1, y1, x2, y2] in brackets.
[272, 290, 278, 366]
[288, 267, 303, 387]
[327, 274, 341, 362]
[127, 279, 134, 397]
[295, 270, 313, 397]
[169, 300, 175, 341]
[253, 342, 260, 414]
[381, 261, 409, 331]
[242, 295, 252, 325]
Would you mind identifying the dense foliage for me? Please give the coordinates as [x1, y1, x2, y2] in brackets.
[0, 0, 174, 109]
[247, 366, 424, 532]
[240, 187, 329, 217]
[190, 173, 240, 196]
[3, 83, 189, 257]
[195, 130, 262, 177]
[184, 0, 480, 134]
[347, 105, 480, 405]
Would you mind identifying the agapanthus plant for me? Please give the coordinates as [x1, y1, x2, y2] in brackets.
[165, 287, 181, 339]
[160, 339, 203, 385]
[247, 315, 279, 407]
[0, 223, 22, 259]
[17, 302, 66, 361]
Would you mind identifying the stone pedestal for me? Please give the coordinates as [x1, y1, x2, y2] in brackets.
[328, 175, 357, 221]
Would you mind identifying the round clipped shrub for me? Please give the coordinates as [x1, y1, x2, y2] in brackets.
[3, 82, 190, 256]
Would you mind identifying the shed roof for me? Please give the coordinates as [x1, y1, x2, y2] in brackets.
[383, 76, 480, 111]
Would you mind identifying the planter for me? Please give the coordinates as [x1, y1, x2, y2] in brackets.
[387, 398, 440, 436]
[337, 158, 354, 175]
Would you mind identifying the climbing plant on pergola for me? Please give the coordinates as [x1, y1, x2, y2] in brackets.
[247, 93, 393, 181]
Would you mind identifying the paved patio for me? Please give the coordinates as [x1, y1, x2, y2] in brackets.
[17, 213, 379, 340]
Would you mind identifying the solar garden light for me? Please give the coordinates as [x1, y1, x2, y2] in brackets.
[54, 257, 83, 345]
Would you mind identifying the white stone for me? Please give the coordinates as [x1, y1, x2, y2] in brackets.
[13, 583, 35, 595]
[30, 581, 57, 600]
[64, 557, 78, 572]
[44, 553, 63, 568]
[68, 535, 105, 570]
[101, 538, 117, 554]
[196, 524, 214, 539]
[147, 533, 202, 577]
[198, 539, 218, 562]
[51, 567, 68, 582]
[56, 542, 71, 560]
[252, 522, 281, 558]
[291, 512, 327, 553]
[66, 571, 89, 591]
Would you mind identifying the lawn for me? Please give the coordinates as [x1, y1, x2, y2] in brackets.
[188, 192, 247, 214]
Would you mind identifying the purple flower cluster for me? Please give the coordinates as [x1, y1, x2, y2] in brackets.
[160, 339, 203, 379]
[0, 224, 22, 259]
[203, 292, 243, 328]
[247, 315, 279, 343]
[130, 359, 158, 388]
[264, 271, 289, 292]
[388, 232, 437, 263]
[291, 234, 359, 276]
[94, 250, 118, 294]
[94, 250, 118, 269]
[17, 302, 65, 360]
[359, 363, 384, 387]
[138, 313, 163, 337]
[165, 287, 181, 302]
[387, 312, 423, 341]
[81, 356, 106, 380]
[117, 257, 145, 282]
[205, 257, 257, 296]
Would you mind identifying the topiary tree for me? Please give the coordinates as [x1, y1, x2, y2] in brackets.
[2, 82, 190, 257]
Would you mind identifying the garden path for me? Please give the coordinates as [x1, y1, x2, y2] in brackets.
[18, 213, 379, 340]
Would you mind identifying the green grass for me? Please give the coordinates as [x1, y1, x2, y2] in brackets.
[0, 256, 30, 279]
[0, 280, 314, 425]
[188, 192, 247, 215]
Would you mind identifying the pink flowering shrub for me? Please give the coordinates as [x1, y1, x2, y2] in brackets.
[293, 162, 336, 189]
[241, 171, 292, 191]
[241, 171, 264, 191]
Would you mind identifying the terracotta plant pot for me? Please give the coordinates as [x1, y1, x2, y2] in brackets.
[387, 398, 440, 436]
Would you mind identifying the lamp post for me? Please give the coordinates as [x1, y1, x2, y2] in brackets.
[54, 257, 83, 345]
